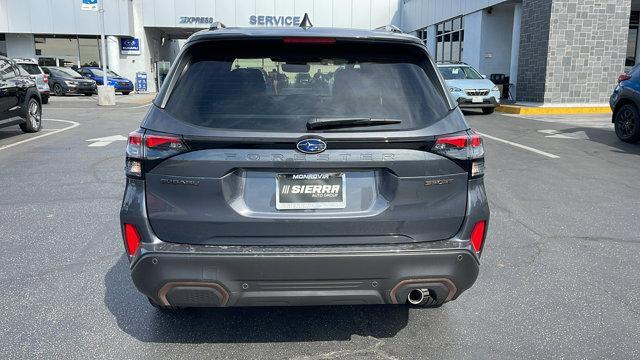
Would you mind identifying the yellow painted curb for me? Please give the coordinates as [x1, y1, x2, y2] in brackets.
[496, 105, 612, 115]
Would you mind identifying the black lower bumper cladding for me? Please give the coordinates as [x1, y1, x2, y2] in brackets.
[131, 246, 480, 307]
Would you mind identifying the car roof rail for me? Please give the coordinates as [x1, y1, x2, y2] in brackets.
[373, 24, 403, 34]
[209, 21, 226, 31]
[437, 61, 469, 65]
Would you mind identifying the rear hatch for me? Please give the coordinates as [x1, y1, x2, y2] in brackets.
[138, 36, 474, 246]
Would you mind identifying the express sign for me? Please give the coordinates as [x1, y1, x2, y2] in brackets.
[249, 15, 301, 27]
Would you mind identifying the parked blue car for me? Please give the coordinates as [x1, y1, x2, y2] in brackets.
[78, 67, 134, 95]
[610, 66, 640, 143]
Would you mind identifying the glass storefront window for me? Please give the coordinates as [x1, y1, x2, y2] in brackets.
[79, 38, 100, 67]
[34, 35, 102, 68]
[453, 17, 461, 31]
[435, 16, 464, 63]
[0, 34, 6, 57]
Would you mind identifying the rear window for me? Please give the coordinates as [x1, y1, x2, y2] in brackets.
[18, 63, 41, 75]
[162, 40, 450, 132]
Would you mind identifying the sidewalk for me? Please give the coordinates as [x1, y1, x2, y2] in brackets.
[115, 92, 156, 105]
[496, 102, 611, 115]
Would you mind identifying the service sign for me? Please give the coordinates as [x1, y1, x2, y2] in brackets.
[249, 15, 301, 27]
[120, 38, 140, 55]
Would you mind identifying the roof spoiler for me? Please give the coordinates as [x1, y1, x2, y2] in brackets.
[373, 24, 403, 34]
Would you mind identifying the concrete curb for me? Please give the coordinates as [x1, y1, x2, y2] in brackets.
[496, 104, 612, 115]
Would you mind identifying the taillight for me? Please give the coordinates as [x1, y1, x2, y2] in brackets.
[618, 74, 632, 83]
[43, 74, 49, 83]
[431, 131, 485, 178]
[470, 220, 487, 254]
[124, 223, 142, 256]
[144, 133, 186, 159]
[125, 129, 187, 178]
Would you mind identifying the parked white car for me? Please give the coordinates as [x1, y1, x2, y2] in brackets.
[437, 62, 500, 115]
[13, 58, 50, 104]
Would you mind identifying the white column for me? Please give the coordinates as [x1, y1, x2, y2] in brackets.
[426, 24, 437, 57]
[106, 35, 120, 73]
[462, 11, 482, 70]
[509, 3, 522, 100]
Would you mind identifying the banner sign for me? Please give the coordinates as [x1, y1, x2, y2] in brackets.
[135, 72, 148, 92]
[81, 0, 98, 11]
[120, 38, 140, 55]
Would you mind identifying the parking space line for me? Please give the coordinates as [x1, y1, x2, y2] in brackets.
[476, 132, 560, 159]
[0, 119, 80, 152]
[45, 103, 151, 110]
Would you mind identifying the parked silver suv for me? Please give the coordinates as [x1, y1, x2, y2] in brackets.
[13, 58, 50, 104]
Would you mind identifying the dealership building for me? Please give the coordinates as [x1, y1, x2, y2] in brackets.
[0, 0, 636, 103]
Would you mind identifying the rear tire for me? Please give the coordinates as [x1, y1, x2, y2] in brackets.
[84, 93, 93, 96]
[19, 98, 42, 133]
[614, 104, 640, 143]
[41, 95, 49, 104]
[482, 107, 495, 115]
[122, 91, 131, 95]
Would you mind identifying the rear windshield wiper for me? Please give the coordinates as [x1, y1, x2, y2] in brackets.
[306, 117, 402, 130]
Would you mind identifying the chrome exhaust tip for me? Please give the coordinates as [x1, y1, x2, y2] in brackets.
[407, 289, 429, 305]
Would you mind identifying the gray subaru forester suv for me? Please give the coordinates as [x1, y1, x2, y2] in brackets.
[120, 25, 489, 309]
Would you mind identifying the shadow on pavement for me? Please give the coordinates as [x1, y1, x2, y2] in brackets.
[0, 128, 25, 141]
[546, 126, 640, 155]
[104, 255, 409, 343]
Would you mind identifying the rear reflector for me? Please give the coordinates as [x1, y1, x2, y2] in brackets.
[618, 74, 632, 83]
[283, 37, 336, 44]
[124, 223, 142, 256]
[470, 221, 487, 253]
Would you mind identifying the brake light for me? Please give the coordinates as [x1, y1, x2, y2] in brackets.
[124, 223, 142, 256]
[125, 129, 187, 178]
[144, 132, 186, 160]
[618, 74, 632, 83]
[43, 74, 49, 83]
[470, 221, 487, 253]
[431, 131, 485, 178]
[283, 37, 336, 44]
[145, 134, 182, 149]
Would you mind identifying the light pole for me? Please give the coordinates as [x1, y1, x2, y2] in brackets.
[96, 0, 115, 105]
[98, 0, 107, 86]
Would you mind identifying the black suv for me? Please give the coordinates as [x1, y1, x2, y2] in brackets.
[121, 26, 489, 309]
[0, 56, 42, 133]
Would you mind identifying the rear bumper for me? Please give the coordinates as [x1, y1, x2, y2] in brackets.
[131, 243, 479, 307]
[121, 176, 489, 307]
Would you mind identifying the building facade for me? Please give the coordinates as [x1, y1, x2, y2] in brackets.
[0, 0, 637, 103]
[403, 0, 638, 103]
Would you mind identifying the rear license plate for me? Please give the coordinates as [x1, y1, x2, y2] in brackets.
[276, 173, 346, 210]
[472, 96, 484, 103]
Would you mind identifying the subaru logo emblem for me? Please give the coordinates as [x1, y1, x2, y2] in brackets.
[296, 138, 327, 154]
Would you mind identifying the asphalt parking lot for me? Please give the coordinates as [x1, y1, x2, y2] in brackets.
[1, 97, 639, 359]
